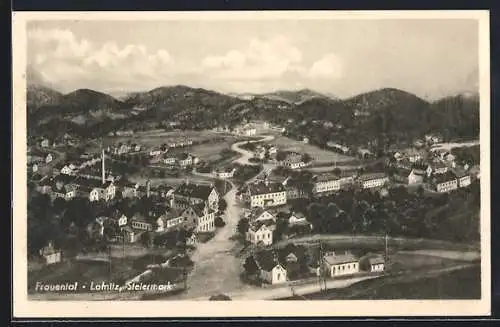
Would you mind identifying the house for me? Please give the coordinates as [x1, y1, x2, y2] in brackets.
[156, 209, 187, 233]
[118, 180, 139, 198]
[248, 207, 276, 222]
[302, 137, 309, 144]
[246, 220, 276, 246]
[360, 254, 385, 273]
[432, 172, 458, 193]
[77, 179, 116, 202]
[130, 214, 154, 231]
[313, 173, 354, 194]
[408, 168, 426, 185]
[282, 152, 307, 170]
[182, 202, 216, 233]
[45, 153, 53, 163]
[457, 173, 472, 188]
[243, 127, 257, 136]
[357, 173, 389, 189]
[247, 180, 287, 208]
[149, 149, 162, 157]
[326, 142, 350, 154]
[164, 156, 177, 165]
[39, 241, 62, 265]
[109, 212, 128, 227]
[178, 153, 195, 167]
[131, 143, 142, 152]
[41, 138, 50, 148]
[283, 179, 309, 200]
[121, 226, 143, 243]
[173, 182, 219, 212]
[268, 146, 277, 155]
[254, 251, 288, 284]
[285, 212, 309, 226]
[215, 167, 236, 179]
[31, 163, 39, 173]
[322, 251, 359, 277]
[426, 162, 448, 177]
[357, 148, 373, 158]
[405, 149, 423, 163]
[59, 165, 75, 175]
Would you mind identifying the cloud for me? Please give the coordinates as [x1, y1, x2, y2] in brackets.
[26, 28, 344, 94]
[308, 53, 343, 80]
[27, 28, 176, 92]
[201, 35, 305, 81]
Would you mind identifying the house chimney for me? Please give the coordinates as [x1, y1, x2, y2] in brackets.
[101, 149, 106, 184]
[146, 179, 151, 198]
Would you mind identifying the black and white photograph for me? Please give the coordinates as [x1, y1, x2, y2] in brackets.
[12, 10, 490, 317]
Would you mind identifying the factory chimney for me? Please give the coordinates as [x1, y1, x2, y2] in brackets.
[101, 149, 106, 184]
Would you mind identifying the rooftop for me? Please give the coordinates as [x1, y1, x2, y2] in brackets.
[175, 183, 216, 200]
[324, 252, 359, 265]
[248, 181, 285, 195]
[433, 171, 458, 184]
[358, 172, 387, 182]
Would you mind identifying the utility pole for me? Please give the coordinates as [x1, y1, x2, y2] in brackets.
[384, 232, 389, 263]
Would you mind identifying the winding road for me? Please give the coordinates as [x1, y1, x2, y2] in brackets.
[174, 135, 278, 299]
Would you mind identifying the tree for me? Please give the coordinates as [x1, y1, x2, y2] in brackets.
[218, 199, 228, 212]
[276, 151, 288, 162]
[237, 218, 249, 236]
[243, 256, 259, 276]
[273, 218, 289, 241]
[333, 168, 341, 176]
[215, 216, 226, 227]
[301, 153, 313, 163]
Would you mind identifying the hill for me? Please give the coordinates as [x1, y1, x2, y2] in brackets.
[27, 84, 64, 113]
[28, 86, 128, 127]
[261, 89, 336, 104]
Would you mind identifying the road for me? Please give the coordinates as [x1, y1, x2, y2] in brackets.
[173, 182, 254, 299]
[430, 140, 479, 152]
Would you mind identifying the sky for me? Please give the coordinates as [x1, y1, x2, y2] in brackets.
[26, 19, 479, 100]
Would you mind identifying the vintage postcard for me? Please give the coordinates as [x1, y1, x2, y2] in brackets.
[12, 10, 491, 317]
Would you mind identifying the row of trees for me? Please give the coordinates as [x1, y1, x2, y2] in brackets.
[288, 181, 480, 242]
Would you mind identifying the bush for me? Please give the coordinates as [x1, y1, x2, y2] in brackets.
[215, 217, 226, 227]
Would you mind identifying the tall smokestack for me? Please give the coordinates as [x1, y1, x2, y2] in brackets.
[102, 149, 105, 184]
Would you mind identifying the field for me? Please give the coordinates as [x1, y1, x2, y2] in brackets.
[28, 246, 181, 293]
[286, 265, 480, 300]
[272, 136, 355, 164]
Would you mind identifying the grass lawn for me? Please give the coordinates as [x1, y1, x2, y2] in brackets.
[272, 136, 355, 164]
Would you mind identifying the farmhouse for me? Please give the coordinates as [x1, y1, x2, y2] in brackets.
[326, 142, 350, 154]
[246, 220, 276, 246]
[357, 173, 389, 189]
[182, 202, 216, 233]
[322, 251, 359, 277]
[432, 172, 458, 193]
[457, 173, 472, 188]
[247, 180, 287, 208]
[149, 149, 163, 157]
[405, 148, 424, 163]
[173, 182, 219, 212]
[253, 251, 288, 285]
[117, 180, 139, 198]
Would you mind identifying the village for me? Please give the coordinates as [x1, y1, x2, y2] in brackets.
[26, 120, 480, 299]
